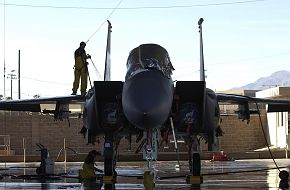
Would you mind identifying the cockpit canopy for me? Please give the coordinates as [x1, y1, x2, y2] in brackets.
[125, 44, 174, 80]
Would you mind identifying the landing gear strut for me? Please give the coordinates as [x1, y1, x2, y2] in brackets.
[143, 129, 158, 190]
[103, 134, 116, 188]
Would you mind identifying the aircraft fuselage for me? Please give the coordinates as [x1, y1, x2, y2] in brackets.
[122, 44, 174, 130]
[122, 69, 173, 130]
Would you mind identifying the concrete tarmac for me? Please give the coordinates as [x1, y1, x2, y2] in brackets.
[0, 159, 289, 189]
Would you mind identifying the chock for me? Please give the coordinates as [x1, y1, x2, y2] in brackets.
[143, 171, 154, 190]
[102, 175, 116, 184]
[186, 175, 203, 184]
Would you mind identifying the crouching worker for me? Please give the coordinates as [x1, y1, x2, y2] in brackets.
[79, 150, 103, 183]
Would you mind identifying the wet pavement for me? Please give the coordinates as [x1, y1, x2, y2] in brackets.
[0, 159, 289, 189]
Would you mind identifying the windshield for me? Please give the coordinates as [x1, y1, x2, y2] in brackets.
[125, 44, 174, 80]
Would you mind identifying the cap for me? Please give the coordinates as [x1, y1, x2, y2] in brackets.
[80, 41, 86, 46]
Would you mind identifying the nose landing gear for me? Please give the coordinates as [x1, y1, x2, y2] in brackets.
[143, 129, 158, 190]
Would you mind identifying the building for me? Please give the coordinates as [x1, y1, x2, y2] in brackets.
[256, 86, 290, 149]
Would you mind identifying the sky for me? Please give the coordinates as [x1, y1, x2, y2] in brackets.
[0, 0, 290, 98]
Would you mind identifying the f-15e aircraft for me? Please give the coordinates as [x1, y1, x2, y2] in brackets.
[1, 19, 290, 185]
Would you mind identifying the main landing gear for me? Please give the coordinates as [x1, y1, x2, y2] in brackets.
[187, 152, 203, 187]
[102, 134, 117, 189]
[186, 136, 203, 187]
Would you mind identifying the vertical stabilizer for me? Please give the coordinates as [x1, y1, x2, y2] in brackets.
[198, 18, 205, 82]
[104, 20, 112, 81]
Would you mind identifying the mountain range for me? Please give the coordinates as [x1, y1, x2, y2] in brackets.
[231, 70, 290, 90]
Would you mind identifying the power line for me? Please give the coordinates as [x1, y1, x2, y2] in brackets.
[1, 0, 270, 10]
[86, 0, 123, 43]
[21, 76, 71, 86]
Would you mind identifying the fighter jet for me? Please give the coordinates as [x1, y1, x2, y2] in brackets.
[1, 19, 290, 186]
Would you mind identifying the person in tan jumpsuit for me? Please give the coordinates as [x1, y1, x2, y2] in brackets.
[72, 41, 91, 96]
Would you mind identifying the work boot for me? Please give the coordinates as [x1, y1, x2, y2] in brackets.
[81, 91, 87, 97]
[71, 92, 77, 95]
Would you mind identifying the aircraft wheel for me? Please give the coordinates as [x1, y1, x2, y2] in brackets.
[191, 153, 201, 176]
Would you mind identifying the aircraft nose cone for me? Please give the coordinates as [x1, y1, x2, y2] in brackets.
[122, 70, 174, 130]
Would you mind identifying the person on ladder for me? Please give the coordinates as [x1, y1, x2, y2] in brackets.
[72, 41, 91, 96]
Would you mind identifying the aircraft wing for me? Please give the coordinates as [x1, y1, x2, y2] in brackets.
[0, 95, 85, 112]
[216, 93, 290, 114]
[216, 93, 290, 105]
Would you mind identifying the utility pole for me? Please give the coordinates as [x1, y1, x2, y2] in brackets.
[7, 70, 17, 100]
[4, 61, 6, 98]
[18, 50, 21, 99]
[3, 0, 6, 98]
